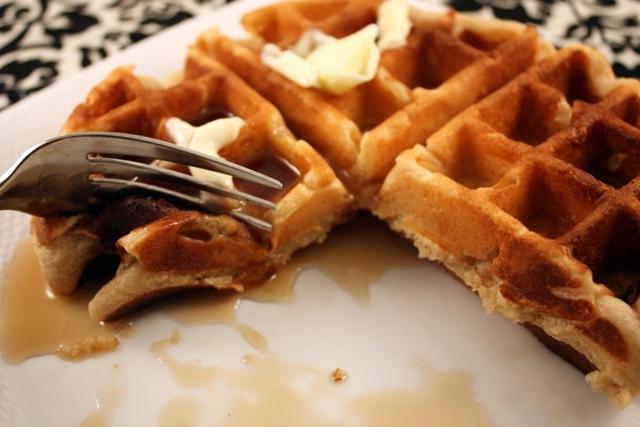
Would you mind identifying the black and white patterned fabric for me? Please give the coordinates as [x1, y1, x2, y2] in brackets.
[447, 0, 640, 78]
[0, 0, 229, 110]
[0, 0, 638, 112]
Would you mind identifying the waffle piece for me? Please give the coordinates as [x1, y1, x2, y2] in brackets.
[193, 0, 554, 203]
[31, 59, 352, 321]
[373, 44, 640, 407]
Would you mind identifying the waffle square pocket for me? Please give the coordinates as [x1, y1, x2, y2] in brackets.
[193, 0, 554, 204]
[374, 44, 640, 406]
[31, 59, 352, 321]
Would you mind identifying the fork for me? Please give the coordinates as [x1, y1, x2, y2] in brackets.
[0, 132, 282, 231]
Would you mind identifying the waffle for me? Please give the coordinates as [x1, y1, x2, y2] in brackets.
[31, 58, 352, 321]
[24, 0, 640, 408]
[373, 44, 640, 407]
[193, 0, 554, 203]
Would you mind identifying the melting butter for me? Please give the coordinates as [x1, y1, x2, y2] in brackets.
[261, 0, 412, 93]
[261, 25, 380, 94]
[165, 116, 245, 189]
[306, 24, 380, 93]
[261, 44, 318, 87]
[377, 0, 412, 50]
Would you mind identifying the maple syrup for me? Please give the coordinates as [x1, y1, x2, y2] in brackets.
[0, 240, 121, 362]
[163, 213, 418, 353]
[77, 381, 124, 427]
[3, 216, 498, 426]
[152, 331, 498, 427]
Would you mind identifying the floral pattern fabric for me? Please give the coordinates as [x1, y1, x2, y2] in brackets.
[0, 0, 638, 111]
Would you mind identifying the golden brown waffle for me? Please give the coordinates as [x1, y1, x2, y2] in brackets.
[373, 44, 640, 407]
[25, 0, 640, 408]
[31, 59, 352, 321]
[194, 0, 554, 203]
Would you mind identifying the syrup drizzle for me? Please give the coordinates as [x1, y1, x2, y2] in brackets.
[151, 330, 498, 427]
[3, 215, 499, 426]
[77, 381, 124, 427]
[0, 214, 414, 362]
[0, 241, 124, 363]
[163, 214, 418, 353]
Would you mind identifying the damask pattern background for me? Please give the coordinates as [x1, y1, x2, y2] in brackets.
[0, 0, 227, 110]
[447, 0, 639, 78]
[0, 0, 638, 111]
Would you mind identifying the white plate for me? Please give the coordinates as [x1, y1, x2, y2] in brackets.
[0, 1, 639, 426]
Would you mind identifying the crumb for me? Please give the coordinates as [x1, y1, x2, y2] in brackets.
[331, 367, 347, 383]
[57, 335, 119, 360]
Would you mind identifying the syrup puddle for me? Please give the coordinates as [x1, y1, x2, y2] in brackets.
[153, 331, 498, 427]
[158, 291, 272, 354]
[78, 381, 125, 427]
[0, 214, 414, 361]
[255, 213, 417, 305]
[164, 214, 417, 353]
[158, 397, 206, 427]
[0, 215, 498, 426]
[0, 240, 127, 363]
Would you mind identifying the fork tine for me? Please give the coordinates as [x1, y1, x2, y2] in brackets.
[88, 155, 276, 209]
[90, 176, 274, 231]
[57, 132, 283, 190]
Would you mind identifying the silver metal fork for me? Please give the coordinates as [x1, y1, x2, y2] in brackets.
[0, 132, 282, 231]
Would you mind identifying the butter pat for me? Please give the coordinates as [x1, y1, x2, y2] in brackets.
[377, 0, 411, 50]
[307, 24, 380, 94]
[291, 29, 336, 56]
[165, 116, 245, 189]
[261, 44, 318, 87]
[261, 24, 380, 94]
